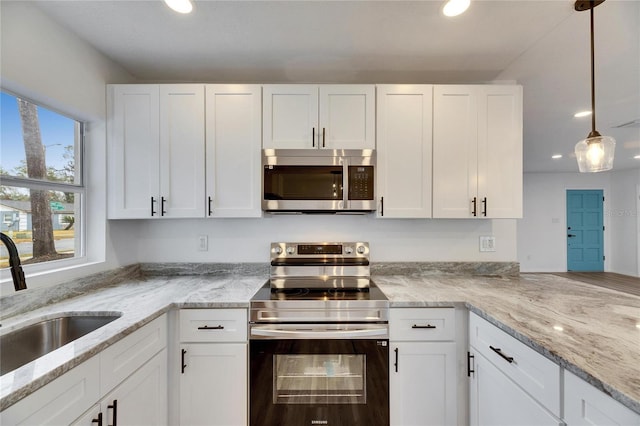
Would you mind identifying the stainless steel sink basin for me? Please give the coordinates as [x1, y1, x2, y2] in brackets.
[1, 313, 121, 375]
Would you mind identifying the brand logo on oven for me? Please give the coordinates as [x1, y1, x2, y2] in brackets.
[311, 421, 328, 425]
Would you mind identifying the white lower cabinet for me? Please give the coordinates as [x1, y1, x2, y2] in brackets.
[1, 315, 168, 426]
[389, 308, 458, 426]
[468, 312, 562, 426]
[178, 309, 248, 426]
[469, 350, 562, 426]
[0, 356, 100, 425]
[564, 370, 640, 426]
[73, 349, 168, 426]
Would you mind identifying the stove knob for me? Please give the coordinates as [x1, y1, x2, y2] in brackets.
[286, 246, 296, 255]
[344, 246, 354, 255]
[274, 246, 283, 255]
[356, 245, 366, 254]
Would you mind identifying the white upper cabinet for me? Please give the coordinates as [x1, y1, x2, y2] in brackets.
[108, 84, 205, 219]
[108, 85, 160, 219]
[205, 85, 262, 218]
[159, 85, 206, 218]
[376, 85, 433, 218]
[263, 84, 375, 150]
[433, 85, 522, 218]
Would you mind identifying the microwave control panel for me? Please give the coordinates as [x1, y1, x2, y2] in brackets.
[348, 166, 374, 200]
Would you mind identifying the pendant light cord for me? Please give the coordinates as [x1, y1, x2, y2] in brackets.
[590, 4, 597, 135]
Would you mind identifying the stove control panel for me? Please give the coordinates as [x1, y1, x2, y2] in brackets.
[270, 242, 369, 260]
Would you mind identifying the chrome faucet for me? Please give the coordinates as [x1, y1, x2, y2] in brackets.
[1, 232, 27, 291]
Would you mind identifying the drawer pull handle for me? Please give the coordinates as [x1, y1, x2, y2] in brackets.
[107, 399, 117, 426]
[490, 345, 514, 363]
[198, 325, 224, 330]
[412, 324, 436, 329]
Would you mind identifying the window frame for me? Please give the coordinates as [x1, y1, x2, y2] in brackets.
[0, 90, 87, 273]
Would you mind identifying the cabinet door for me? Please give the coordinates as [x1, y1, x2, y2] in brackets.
[478, 85, 523, 218]
[179, 343, 247, 426]
[263, 84, 318, 149]
[390, 342, 457, 426]
[205, 85, 262, 218]
[469, 350, 562, 426]
[159, 84, 206, 218]
[101, 349, 168, 426]
[564, 370, 640, 426]
[432, 85, 479, 218]
[107, 84, 160, 219]
[319, 85, 375, 150]
[377, 85, 433, 218]
[0, 356, 100, 426]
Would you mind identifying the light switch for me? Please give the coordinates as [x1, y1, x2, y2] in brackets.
[198, 235, 208, 251]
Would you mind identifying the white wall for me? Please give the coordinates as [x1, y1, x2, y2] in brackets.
[0, 1, 136, 291]
[518, 169, 640, 275]
[129, 215, 518, 263]
[608, 169, 640, 276]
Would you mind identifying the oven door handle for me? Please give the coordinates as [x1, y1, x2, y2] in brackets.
[250, 326, 388, 339]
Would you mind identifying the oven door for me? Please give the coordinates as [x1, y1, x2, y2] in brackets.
[250, 336, 389, 426]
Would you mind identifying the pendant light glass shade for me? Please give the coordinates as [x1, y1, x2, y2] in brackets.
[574, 0, 615, 173]
[575, 133, 615, 172]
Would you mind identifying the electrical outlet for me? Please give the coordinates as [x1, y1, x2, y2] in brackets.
[479, 236, 496, 252]
[198, 235, 208, 251]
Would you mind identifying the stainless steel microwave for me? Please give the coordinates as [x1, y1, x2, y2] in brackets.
[262, 149, 376, 213]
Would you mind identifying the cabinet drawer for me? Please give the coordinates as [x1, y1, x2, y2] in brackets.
[100, 314, 167, 395]
[469, 312, 560, 416]
[180, 309, 247, 342]
[390, 308, 455, 341]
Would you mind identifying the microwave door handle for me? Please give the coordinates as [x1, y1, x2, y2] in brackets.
[342, 160, 348, 210]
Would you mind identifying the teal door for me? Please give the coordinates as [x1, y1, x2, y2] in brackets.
[566, 190, 604, 271]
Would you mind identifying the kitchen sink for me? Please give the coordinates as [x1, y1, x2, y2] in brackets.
[0, 313, 121, 376]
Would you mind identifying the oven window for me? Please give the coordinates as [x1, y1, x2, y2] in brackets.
[264, 166, 343, 200]
[273, 354, 366, 404]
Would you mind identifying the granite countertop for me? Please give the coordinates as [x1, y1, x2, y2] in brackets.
[0, 263, 639, 416]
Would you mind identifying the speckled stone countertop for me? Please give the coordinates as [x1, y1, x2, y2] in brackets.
[1, 263, 639, 416]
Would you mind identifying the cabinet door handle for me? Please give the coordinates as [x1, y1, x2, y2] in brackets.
[380, 196, 384, 217]
[312, 127, 315, 147]
[467, 352, 475, 377]
[568, 234, 576, 238]
[412, 324, 436, 329]
[92, 412, 103, 426]
[489, 345, 514, 363]
[208, 196, 213, 216]
[181, 348, 187, 374]
[161, 197, 167, 216]
[322, 127, 326, 148]
[394, 347, 399, 372]
[151, 197, 157, 216]
[107, 399, 117, 426]
[482, 197, 487, 217]
[197, 325, 224, 330]
[471, 197, 477, 217]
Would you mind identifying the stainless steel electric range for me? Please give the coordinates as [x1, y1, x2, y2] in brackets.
[249, 242, 390, 426]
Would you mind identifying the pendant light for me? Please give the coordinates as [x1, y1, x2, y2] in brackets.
[574, 0, 615, 173]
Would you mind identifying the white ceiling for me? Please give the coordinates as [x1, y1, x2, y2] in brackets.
[33, 0, 640, 173]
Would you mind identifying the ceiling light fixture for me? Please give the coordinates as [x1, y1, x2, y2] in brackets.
[574, 0, 615, 173]
[574, 110, 592, 118]
[443, 0, 471, 17]
[634, 155, 640, 159]
[552, 154, 563, 159]
[164, 0, 193, 14]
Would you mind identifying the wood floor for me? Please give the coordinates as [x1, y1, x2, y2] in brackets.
[548, 272, 640, 297]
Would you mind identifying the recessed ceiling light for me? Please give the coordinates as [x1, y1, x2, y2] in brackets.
[443, 0, 471, 17]
[164, 0, 193, 14]
[634, 155, 640, 159]
[574, 110, 592, 118]
[552, 154, 563, 159]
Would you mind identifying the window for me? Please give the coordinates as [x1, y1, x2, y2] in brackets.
[1, 91, 84, 269]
